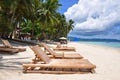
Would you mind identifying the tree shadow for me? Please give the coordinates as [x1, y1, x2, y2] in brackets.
[0, 57, 31, 70]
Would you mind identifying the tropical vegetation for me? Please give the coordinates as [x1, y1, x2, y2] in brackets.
[0, 0, 74, 41]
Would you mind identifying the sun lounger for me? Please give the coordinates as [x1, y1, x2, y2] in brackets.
[0, 47, 19, 54]
[41, 43, 83, 59]
[23, 45, 96, 74]
[53, 43, 76, 51]
[1, 39, 26, 52]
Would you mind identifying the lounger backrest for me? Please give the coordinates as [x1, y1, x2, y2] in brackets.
[1, 39, 12, 48]
[41, 43, 56, 55]
[31, 45, 51, 64]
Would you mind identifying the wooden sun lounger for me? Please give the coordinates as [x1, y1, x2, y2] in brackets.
[23, 45, 96, 74]
[41, 43, 83, 59]
[1, 39, 26, 52]
[53, 43, 76, 51]
[0, 47, 19, 54]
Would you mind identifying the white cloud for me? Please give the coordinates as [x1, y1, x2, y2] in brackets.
[64, 0, 120, 32]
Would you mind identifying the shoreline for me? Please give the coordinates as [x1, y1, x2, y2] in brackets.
[0, 41, 120, 80]
[69, 41, 120, 49]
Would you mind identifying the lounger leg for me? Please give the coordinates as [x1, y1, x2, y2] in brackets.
[23, 66, 28, 73]
[30, 67, 36, 70]
[32, 55, 41, 64]
[32, 55, 37, 63]
[91, 69, 96, 73]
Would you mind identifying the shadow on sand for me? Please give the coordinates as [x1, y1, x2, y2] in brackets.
[0, 57, 31, 70]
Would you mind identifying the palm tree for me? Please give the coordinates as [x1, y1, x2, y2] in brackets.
[66, 19, 74, 35]
[0, 0, 16, 38]
[0, 0, 34, 38]
[36, 0, 61, 40]
[51, 14, 74, 40]
[13, 0, 35, 39]
[54, 14, 67, 38]
[0, 0, 74, 41]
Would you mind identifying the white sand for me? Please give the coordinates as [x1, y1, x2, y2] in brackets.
[0, 42, 120, 80]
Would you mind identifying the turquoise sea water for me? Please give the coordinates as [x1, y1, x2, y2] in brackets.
[79, 41, 120, 48]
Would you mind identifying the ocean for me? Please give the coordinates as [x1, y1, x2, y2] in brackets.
[79, 41, 120, 48]
[68, 37, 120, 48]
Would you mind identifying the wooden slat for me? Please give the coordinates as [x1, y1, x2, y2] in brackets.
[23, 69, 91, 74]
[23, 61, 96, 69]
[0, 47, 19, 53]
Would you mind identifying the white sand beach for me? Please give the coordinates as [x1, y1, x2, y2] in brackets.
[0, 41, 120, 80]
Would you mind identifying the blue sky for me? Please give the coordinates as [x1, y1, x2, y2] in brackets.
[59, 0, 120, 40]
[59, 0, 78, 14]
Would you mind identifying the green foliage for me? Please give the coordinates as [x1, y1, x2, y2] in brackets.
[0, 0, 74, 40]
